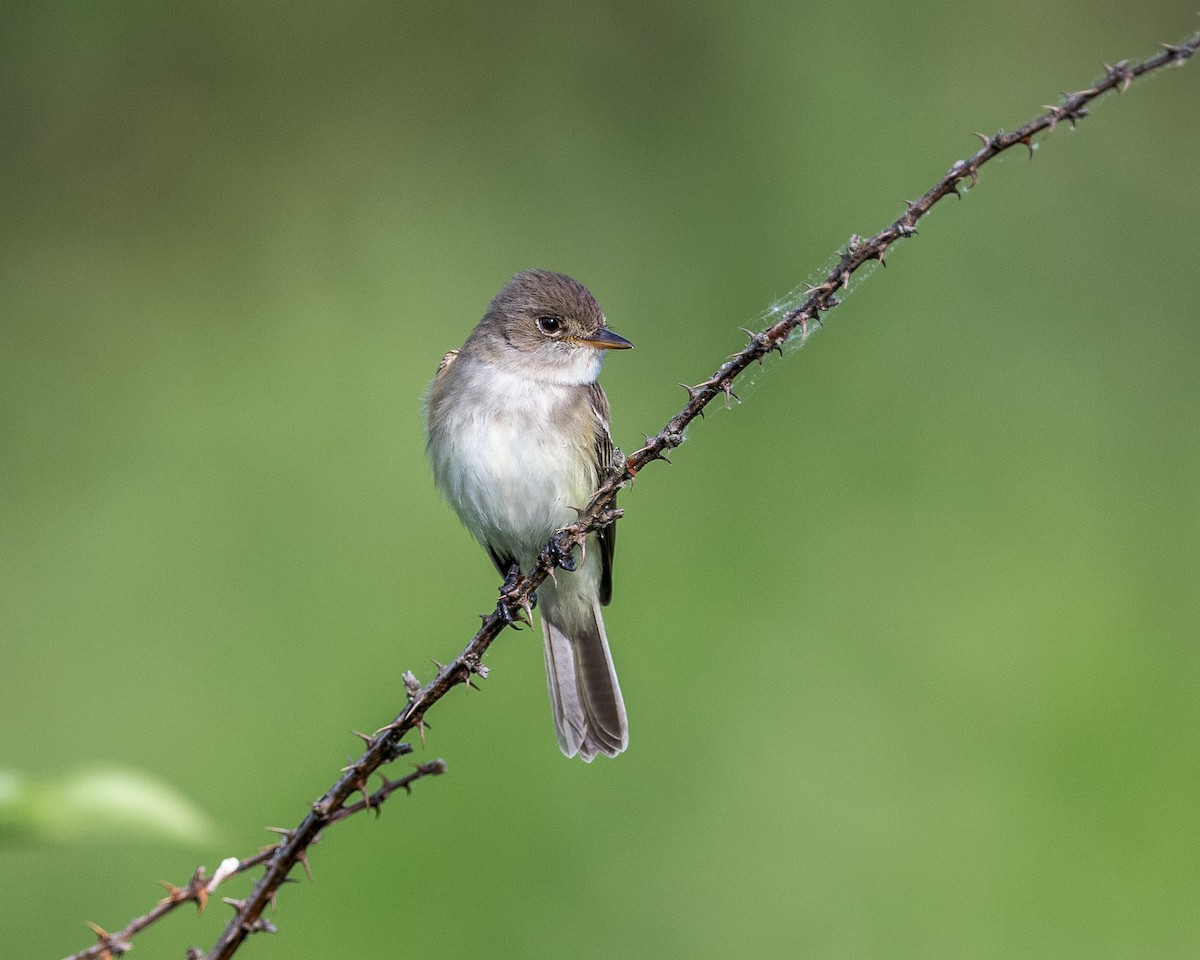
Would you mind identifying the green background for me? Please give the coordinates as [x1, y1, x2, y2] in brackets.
[4, 2, 1198, 957]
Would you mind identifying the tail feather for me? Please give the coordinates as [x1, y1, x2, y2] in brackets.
[541, 600, 628, 761]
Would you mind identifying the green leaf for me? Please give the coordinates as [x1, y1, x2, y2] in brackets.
[0, 769, 215, 848]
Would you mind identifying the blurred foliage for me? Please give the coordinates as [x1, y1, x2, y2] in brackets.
[2, 1, 1199, 959]
[0, 769, 214, 848]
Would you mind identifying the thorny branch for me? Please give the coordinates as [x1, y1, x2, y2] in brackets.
[65, 29, 1198, 960]
[64, 760, 448, 960]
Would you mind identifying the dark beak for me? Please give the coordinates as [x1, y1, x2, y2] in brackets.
[579, 327, 633, 350]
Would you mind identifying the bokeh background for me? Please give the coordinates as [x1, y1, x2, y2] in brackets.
[4, 2, 1198, 958]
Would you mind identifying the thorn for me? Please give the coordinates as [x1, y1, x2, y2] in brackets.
[1116, 60, 1132, 93]
[160, 872, 208, 910]
[351, 730, 374, 746]
[946, 180, 961, 199]
[223, 897, 246, 912]
[838, 269, 851, 290]
[374, 717, 401, 736]
[192, 889, 211, 914]
[296, 849, 314, 883]
[266, 826, 293, 838]
[738, 327, 769, 363]
[971, 131, 992, 147]
[901, 198, 916, 212]
[85, 921, 131, 954]
[720, 382, 740, 405]
[679, 383, 706, 416]
[189, 866, 209, 912]
[875, 241, 889, 267]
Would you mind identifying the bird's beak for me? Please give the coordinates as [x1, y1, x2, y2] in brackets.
[579, 328, 633, 350]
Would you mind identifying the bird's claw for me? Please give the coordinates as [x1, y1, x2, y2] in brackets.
[500, 561, 522, 595]
[498, 562, 536, 628]
[552, 538, 579, 573]
[496, 599, 531, 628]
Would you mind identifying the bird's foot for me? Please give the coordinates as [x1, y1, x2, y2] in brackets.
[550, 535, 579, 573]
[497, 562, 536, 628]
[500, 561, 522, 595]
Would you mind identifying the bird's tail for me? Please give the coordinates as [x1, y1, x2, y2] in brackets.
[541, 598, 628, 761]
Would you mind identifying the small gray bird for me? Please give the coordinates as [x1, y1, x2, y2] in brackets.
[425, 269, 631, 761]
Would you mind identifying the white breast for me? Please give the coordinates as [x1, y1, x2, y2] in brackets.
[428, 360, 596, 567]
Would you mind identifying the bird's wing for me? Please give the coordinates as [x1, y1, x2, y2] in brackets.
[587, 382, 617, 606]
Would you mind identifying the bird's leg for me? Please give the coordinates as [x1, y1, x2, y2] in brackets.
[500, 560, 522, 596]
[550, 536, 579, 573]
[497, 560, 537, 627]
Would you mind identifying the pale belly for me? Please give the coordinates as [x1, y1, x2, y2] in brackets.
[429, 375, 595, 568]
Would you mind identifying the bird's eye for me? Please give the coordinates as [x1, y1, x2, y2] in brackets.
[537, 316, 562, 335]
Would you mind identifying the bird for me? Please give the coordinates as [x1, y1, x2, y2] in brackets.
[425, 269, 631, 760]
